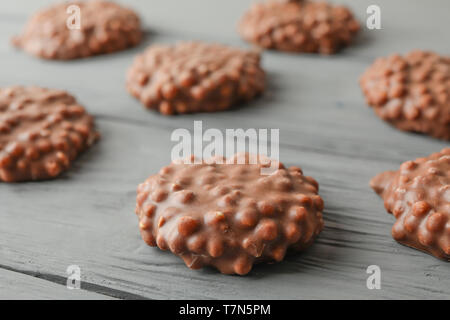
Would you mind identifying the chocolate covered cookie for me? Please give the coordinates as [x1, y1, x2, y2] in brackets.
[360, 51, 450, 140]
[0, 86, 99, 182]
[371, 148, 450, 261]
[12, 0, 142, 60]
[135, 154, 324, 275]
[239, 0, 360, 54]
[126, 42, 265, 115]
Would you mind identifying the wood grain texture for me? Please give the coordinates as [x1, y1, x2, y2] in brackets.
[0, 0, 448, 299]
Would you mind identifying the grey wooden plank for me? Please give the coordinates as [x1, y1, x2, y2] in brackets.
[0, 268, 116, 300]
[0, 0, 449, 299]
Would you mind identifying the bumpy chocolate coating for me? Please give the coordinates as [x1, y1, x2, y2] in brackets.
[360, 51, 450, 140]
[0, 86, 99, 182]
[238, 0, 360, 54]
[126, 42, 266, 115]
[12, 0, 142, 60]
[135, 154, 324, 275]
[371, 148, 450, 261]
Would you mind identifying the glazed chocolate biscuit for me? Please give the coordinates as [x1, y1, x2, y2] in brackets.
[360, 51, 450, 140]
[0, 87, 99, 182]
[371, 148, 450, 261]
[12, 0, 142, 60]
[135, 154, 324, 275]
[238, 0, 360, 54]
[126, 42, 265, 115]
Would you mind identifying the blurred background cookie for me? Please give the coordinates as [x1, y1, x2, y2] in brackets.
[126, 41, 265, 115]
[0, 86, 99, 182]
[12, 0, 142, 60]
[238, 0, 360, 54]
[360, 50, 450, 140]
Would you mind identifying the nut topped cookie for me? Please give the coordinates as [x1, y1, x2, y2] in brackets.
[360, 51, 450, 140]
[371, 148, 450, 261]
[12, 0, 142, 60]
[126, 42, 265, 115]
[0, 86, 99, 182]
[239, 0, 360, 54]
[135, 154, 324, 275]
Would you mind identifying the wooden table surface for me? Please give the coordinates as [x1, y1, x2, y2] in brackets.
[0, 0, 448, 300]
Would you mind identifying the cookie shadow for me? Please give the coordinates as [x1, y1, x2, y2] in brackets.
[30, 29, 156, 66]
[193, 206, 344, 279]
[348, 28, 376, 52]
[249, 231, 343, 279]
[57, 138, 102, 180]
[218, 70, 284, 115]
[87, 29, 157, 62]
[0, 139, 102, 187]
